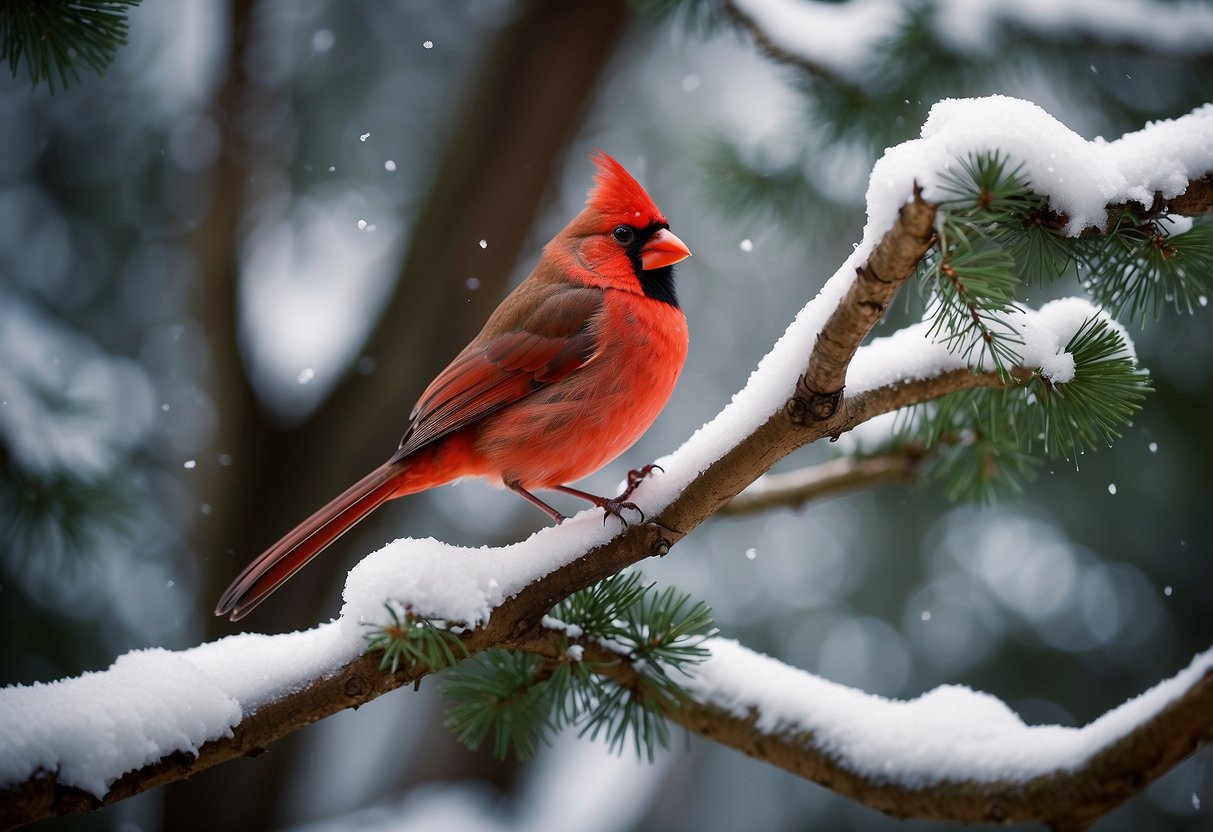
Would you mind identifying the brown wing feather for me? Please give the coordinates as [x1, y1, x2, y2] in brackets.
[393, 285, 603, 460]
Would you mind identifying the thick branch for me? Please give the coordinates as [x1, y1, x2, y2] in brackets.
[519, 631, 1213, 831]
[1166, 173, 1213, 215]
[791, 192, 937, 422]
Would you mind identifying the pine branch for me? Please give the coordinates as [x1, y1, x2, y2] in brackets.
[722, 0, 1213, 90]
[5, 173, 1211, 828]
[363, 605, 467, 675]
[721, 0, 857, 90]
[0, 0, 139, 92]
[441, 572, 713, 763]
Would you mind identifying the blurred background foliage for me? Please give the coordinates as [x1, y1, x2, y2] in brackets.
[0, 1, 1208, 830]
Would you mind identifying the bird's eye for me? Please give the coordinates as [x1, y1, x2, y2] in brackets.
[612, 225, 635, 245]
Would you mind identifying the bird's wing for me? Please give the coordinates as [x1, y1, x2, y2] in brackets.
[393, 285, 604, 460]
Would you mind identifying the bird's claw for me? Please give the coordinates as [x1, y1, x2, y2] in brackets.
[601, 499, 644, 526]
[622, 463, 663, 499]
[598, 463, 664, 525]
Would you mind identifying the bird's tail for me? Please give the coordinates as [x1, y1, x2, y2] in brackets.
[215, 461, 405, 621]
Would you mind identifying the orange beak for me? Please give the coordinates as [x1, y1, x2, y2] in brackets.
[640, 228, 691, 270]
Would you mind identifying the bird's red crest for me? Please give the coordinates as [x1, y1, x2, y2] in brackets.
[586, 150, 664, 227]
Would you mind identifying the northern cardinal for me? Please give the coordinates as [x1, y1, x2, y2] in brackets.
[215, 151, 691, 620]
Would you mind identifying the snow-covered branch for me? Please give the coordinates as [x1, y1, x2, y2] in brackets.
[4, 98, 1212, 828]
[725, 0, 1213, 89]
[521, 633, 1213, 831]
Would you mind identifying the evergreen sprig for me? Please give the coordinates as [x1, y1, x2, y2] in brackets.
[922, 225, 1023, 373]
[700, 134, 829, 229]
[363, 604, 467, 675]
[915, 150, 1166, 475]
[442, 651, 558, 760]
[0, 458, 139, 574]
[440, 572, 715, 762]
[901, 391, 1040, 502]
[1086, 216, 1213, 323]
[890, 314, 1150, 502]
[1026, 316, 1151, 457]
[0, 0, 139, 92]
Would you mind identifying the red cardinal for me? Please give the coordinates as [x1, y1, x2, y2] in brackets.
[215, 151, 691, 620]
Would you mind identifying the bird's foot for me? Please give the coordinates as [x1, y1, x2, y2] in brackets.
[619, 463, 663, 502]
[552, 484, 644, 526]
[595, 463, 665, 524]
[598, 497, 644, 527]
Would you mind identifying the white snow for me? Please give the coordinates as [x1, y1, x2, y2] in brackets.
[933, 0, 1213, 56]
[734, 0, 1213, 85]
[873, 97, 1213, 236]
[2, 94, 1210, 801]
[0, 649, 241, 797]
[686, 639, 1213, 785]
[0, 624, 359, 798]
[844, 295, 1136, 393]
[731, 0, 908, 84]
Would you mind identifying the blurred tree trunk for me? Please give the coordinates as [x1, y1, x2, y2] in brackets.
[165, 0, 630, 829]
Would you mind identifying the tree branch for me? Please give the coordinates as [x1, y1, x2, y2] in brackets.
[718, 452, 923, 517]
[723, 0, 1213, 88]
[518, 630, 1213, 831]
[789, 191, 937, 422]
[5, 171, 1211, 827]
[721, 0, 858, 90]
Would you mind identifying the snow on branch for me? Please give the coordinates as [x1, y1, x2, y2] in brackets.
[703, 642, 1213, 829]
[3, 96, 1212, 827]
[527, 635, 1213, 830]
[726, 0, 1213, 88]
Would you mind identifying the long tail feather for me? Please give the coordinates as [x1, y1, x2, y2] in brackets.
[215, 462, 402, 621]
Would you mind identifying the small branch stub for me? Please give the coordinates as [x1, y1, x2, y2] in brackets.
[786, 379, 843, 424]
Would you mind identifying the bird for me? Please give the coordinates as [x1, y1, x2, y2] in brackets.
[215, 151, 691, 621]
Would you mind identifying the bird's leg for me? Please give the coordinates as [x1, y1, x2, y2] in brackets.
[507, 481, 567, 525]
[553, 464, 664, 525]
[553, 485, 644, 526]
